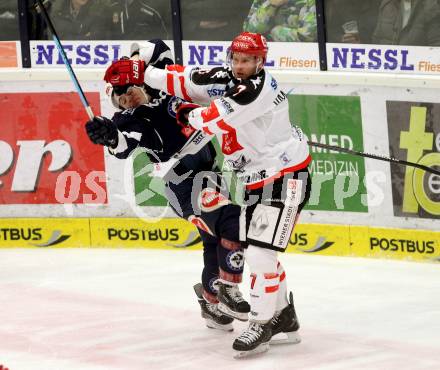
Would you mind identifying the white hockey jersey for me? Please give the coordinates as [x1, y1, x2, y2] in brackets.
[144, 63, 311, 189]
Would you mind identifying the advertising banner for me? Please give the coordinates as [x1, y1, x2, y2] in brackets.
[90, 218, 202, 249]
[0, 41, 20, 68]
[291, 224, 439, 263]
[0, 92, 107, 204]
[288, 223, 350, 256]
[30, 40, 174, 68]
[350, 226, 440, 262]
[288, 95, 368, 212]
[0, 218, 89, 248]
[328, 43, 440, 75]
[131, 95, 367, 212]
[387, 101, 440, 218]
[1, 217, 438, 263]
[182, 41, 319, 70]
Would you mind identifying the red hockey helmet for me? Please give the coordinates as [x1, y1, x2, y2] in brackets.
[229, 32, 268, 63]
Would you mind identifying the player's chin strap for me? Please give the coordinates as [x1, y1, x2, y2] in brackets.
[307, 141, 440, 176]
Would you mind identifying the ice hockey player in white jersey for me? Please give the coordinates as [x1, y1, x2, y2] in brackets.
[110, 32, 311, 358]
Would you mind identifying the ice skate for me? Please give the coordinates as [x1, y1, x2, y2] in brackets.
[217, 281, 250, 321]
[270, 291, 301, 345]
[193, 283, 234, 331]
[233, 321, 272, 358]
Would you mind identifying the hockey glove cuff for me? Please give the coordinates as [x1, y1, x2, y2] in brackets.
[104, 58, 145, 86]
[85, 116, 119, 148]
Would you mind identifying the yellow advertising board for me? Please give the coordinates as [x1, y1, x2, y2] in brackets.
[0, 218, 89, 248]
[89, 218, 203, 249]
[350, 226, 440, 262]
[286, 223, 351, 256]
[1, 218, 439, 263]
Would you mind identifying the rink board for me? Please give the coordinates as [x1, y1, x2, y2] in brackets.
[1, 64, 440, 267]
[0, 218, 438, 263]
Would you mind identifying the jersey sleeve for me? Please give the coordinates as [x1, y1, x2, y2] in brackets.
[108, 111, 163, 159]
[144, 65, 210, 104]
[144, 64, 233, 105]
[130, 39, 174, 69]
[187, 78, 267, 136]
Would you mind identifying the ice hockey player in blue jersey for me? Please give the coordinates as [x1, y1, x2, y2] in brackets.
[84, 40, 250, 331]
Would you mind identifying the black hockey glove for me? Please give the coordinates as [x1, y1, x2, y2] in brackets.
[85, 116, 118, 148]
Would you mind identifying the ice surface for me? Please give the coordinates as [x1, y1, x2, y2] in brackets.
[0, 249, 439, 370]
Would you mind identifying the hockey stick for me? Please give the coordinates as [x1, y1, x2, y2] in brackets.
[34, 0, 94, 120]
[307, 141, 440, 176]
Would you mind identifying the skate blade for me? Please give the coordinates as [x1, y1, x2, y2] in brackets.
[233, 342, 269, 359]
[217, 302, 249, 322]
[270, 331, 301, 345]
[206, 319, 233, 332]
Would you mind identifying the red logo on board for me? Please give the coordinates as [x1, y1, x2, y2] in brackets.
[0, 92, 107, 204]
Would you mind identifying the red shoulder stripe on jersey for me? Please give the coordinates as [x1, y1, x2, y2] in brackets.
[166, 73, 175, 95]
[178, 76, 192, 102]
[245, 155, 312, 190]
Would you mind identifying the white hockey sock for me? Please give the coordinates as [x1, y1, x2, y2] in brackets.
[245, 245, 278, 322]
[275, 261, 289, 313]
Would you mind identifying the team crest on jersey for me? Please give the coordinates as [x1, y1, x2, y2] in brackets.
[226, 250, 244, 271]
[224, 155, 250, 173]
[198, 188, 230, 212]
[188, 215, 214, 236]
[167, 96, 184, 118]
